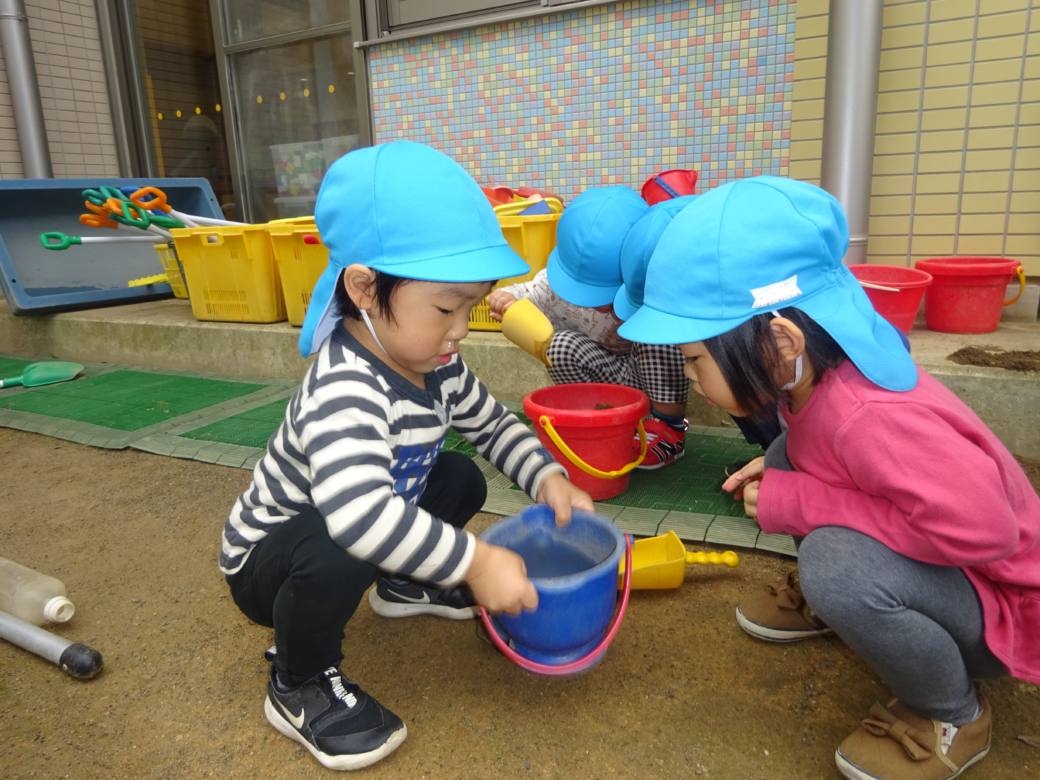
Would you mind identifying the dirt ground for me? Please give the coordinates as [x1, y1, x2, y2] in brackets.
[1, 427, 1038, 780]
[947, 346, 1040, 373]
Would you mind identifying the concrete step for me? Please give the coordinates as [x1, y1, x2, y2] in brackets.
[2, 298, 1038, 458]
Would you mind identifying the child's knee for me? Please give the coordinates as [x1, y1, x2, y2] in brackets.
[545, 330, 584, 368]
[797, 527, 877, 619]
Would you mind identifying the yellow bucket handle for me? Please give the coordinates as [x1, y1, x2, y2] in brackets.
[1003, 265, 1026, 306]
[538, 415, 647, 479]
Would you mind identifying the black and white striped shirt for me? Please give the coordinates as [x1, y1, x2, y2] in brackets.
[219, 326, 565, 585]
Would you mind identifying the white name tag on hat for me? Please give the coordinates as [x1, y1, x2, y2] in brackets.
[751, 275, 801, 308]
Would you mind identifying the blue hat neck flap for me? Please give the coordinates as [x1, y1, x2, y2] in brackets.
[616, 176, 917, 391]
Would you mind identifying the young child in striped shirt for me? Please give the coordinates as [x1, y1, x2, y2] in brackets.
[219, 141, 592, 771]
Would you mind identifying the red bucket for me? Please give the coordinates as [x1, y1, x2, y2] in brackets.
[523, 383, 649, 501]
[847, 264, 932, 334]
[640, 169, 698, 205]
[914, 257, 1026, 334]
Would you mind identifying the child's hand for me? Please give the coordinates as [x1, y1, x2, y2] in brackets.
[536, 473, 595, 527]
[486, 290, 518, 322]
[721, 456, 766, 497]
[465, 540, 538, 615]
[740, 479, 761, 520]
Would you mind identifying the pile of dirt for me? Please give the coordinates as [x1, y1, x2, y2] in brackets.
[948, 346, 1040, 372]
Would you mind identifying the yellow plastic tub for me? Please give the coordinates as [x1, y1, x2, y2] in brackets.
[172, 225, 286, 323]
[153, 242, 189, 299]
[470, 211, 561, 332]
[266, 222, 329, 326]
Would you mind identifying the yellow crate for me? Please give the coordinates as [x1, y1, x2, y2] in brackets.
[470, 211, 561, 331]
[266, 222, 329, 326]
[153, 243, 189, 299]
[171, 225, 287, 323]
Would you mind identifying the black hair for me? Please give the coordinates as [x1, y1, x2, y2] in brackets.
[703, 307, 847, 420]
[332, 268, 410, 324]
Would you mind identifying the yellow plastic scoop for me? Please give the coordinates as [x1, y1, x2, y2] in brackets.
[617, 530, 739, 590]
[501, 298, 555, 367]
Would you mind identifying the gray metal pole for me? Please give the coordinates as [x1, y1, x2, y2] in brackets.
[820, 0, 884, 265]
[0, 0, 52, 177]
[0, 610, 103, 679]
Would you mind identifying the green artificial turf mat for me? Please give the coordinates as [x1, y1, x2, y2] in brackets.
[0, 370, 265, 431]
[596, 432, 759, 515]
[0, 356, 36, 378]
[182, 398, 291, 447]
[506, 427, 759, 516]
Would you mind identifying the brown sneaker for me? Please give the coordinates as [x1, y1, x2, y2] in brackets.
[835, 697, 992, 779]
[735, 569, 832, 642]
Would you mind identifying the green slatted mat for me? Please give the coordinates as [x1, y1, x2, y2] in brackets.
[182, 398, 291, 447]
[597, 432, 759, 515]
[449, 418, 758, 517]
[0, 356, 36, 377]
[0, 370, 265, 431]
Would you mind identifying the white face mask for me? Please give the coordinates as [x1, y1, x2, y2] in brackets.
[770, 310, 803, 391]
[359, 308, 388, 354]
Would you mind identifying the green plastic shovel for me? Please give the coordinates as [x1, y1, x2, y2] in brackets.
[0, 361, 84, 389]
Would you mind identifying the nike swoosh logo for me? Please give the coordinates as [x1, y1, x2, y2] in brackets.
[277, 698, 306, 730]
[385, 588, 431, 604]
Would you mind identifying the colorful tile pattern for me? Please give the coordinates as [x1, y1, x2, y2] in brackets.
[368, 0, 795, 199]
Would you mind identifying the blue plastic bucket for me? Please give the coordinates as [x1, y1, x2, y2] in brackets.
[481, 505, 625, 666]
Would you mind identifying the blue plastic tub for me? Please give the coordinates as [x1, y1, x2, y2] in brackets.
[481, 505, 624, 665]
[0, 177, 224, 314]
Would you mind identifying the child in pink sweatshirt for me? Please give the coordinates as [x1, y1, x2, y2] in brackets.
[618, 176, 1040, 780]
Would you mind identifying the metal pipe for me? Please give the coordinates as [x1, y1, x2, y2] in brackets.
[0, 610, 103, 679]
[93, 0, 135, 176]
[820, 0, 884, 265]
[0, 0, 52, 177]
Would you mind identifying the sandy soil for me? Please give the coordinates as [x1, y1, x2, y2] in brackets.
[1, 427, 1038, 779]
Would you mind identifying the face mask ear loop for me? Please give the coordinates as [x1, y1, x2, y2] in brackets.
[770, 310, 804, 392]
[359, 308, 388, 354]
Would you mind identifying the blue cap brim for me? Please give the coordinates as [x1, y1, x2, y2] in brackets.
[612, 283, 640, 321]
[546, 248, 622, 307]
[620, 272, 917, 391]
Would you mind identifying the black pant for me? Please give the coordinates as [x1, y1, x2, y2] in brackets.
[226, 451, 487, 685]
[732, 410, 782, 449]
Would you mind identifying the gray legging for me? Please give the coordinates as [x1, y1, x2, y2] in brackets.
[764, 433, 1007, 725]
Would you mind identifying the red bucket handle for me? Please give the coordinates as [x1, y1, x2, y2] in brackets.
[478, 533, 633, 676]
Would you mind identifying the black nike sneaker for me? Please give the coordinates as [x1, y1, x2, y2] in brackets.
[368, 576, 477, 620]
[264, 666, 406, 771]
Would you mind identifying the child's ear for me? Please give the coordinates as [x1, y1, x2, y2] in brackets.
[342, 264, 378, 311]
[769, 317, 806, 361]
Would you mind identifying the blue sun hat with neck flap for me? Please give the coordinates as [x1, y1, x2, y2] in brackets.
[617, 176, 918, 391]
[545, 186, 648, 307]
[613, 195, 696, 321]
[299, 140, 530, 356]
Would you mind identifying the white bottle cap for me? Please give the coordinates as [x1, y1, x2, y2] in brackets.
[43, 596, 75, 623]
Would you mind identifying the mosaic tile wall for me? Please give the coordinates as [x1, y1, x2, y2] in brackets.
[368, 0, 795, 199]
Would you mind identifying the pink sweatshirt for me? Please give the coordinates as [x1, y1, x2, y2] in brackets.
[758, 360, 1040, 684]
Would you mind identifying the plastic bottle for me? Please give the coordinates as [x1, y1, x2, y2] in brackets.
[0, 556, 75, 625]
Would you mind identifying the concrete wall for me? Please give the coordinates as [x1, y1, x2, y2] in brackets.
[790, 0, 1040, 277]
[0, 0, 118, 178]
